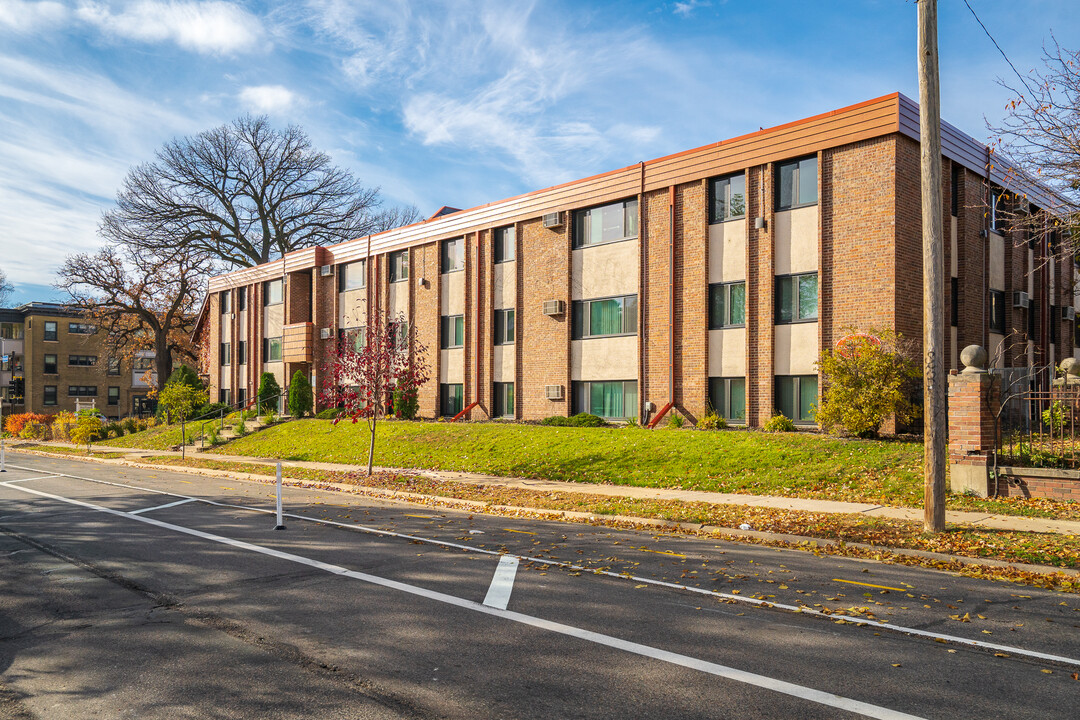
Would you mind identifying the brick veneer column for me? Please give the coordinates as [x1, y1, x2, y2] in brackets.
[947, 355, 1001, 497]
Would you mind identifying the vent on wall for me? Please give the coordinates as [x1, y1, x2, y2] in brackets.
[542, 211, 563, 228]
[319, 327, 333, 340]
[1066, 307, 1077, 322]
[542, 299, 565, 316]
[544, 385, 564, 400]
[320, 265, 333, 277]
[1013, 291, 1030, 309]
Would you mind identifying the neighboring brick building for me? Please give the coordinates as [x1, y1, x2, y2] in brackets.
[1, 303, 157, 419]
[194, 93, 1074, 427]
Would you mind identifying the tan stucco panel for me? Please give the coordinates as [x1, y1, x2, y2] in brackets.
[989, 232, 1005, 290]
[572, 240, 639, 301]
[264, 304, 284, 336]
[708, 220, 747, 284]
[707, 327, 747, 377]
[774, 322, 819, 375]
[442, 272, 465, 315]
[264, 362, 286, 391]
[570, 336, 637, 380]
[773, 205, 818, 276]
[493, 263, 516, 309]
[221, 321, 231, 342]
[338, 289, 367, 327]
[388, 279, 410, 318]
[439, 348, 464, 383]
[493, 345, 515, 383]
[238, 310, 247, 340]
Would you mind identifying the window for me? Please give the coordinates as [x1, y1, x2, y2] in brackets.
[776, 156, 817, 210]
[709, 172, 746, 223]
[442, 238, 464, 273]
[133, 356, 155, 373]
[43, 321, 57, 341]
[951, 278, 958, 328]
[990, 189, 1008, 232]
[236, 287, 247, 311]
[776, 375, 817, 423]
[709, 377, 746, 422]
[394, 321, 409, 352]
[493, 382, 514, 419]
[989, 289, 1006, 334]
[389, 250, 409, 282]
[573, 199, 639, 249]
[709, 282, 746, 328]
[951, 163, 960, 217]
[1051, 305, 1059, 345]
[494, 226, 516, 263]
[107, 357, 121, 376]
[220, 290, 232, 314]
[68, 385, 98, 397]
[339, 261, 366, 291]
[494, 309, 515, 345]
[68, 322, 95, 334]
[108, 387, 120, 406]
[1027, 298, 1037, 339]
[43, 386, 57, 406]
[441, 315, 464, 349]
[342, 326, 366, 353]
[0, 322, 24, 339]
[68, 355, 97, 367]
[571, 380, 638, 420]
[440, 383, 463, 417]
[775, 273, 818, 323]
[220, 342, 231, 366]
[219, 388, 232, 405]
[43, 354, 57, 375]
[572, 295, 638, 339]
[263, 337, 283, 362]
[264, 279, 284, 306]
[237, 388, 247, 409]
[237, 341, 247, 366]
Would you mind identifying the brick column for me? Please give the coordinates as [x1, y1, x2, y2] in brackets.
[947, 347, 1000, 497]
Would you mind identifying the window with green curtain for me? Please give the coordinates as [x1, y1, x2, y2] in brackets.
[574, 295, 637, 338]
[729, 378, 746, 420]
[776, 273, 816, 323]
[776, 277, 794, 323]
[729, 283, 746, 325]
[590, 298, 621, 335]
[798, 375, 818, 422]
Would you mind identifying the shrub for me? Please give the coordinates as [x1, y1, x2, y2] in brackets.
[234, 418, 248, 437]
[696, 412, 727, 430]
[624, 416, 640, 428]
[71, 410, 104, 451]
[316, 407, 343, 420]
[258, 372, 281, 413]
[392, 385, 419, 420]
[122, 417, 139, 434]
[195, 402, 231, 421]
[667, 413, 685, 429]
[4, 412, 52, 436]
[106, 422, 124, 438]
[50, 412, 78, 442]
[815, 328, 920, 438]
[206, 424, 220, 445]
[1042, 400, 1068, 433]
[19, 420, 49, 440]
[540, 413, 604, 427]
[261, 412, 277, 426]
[763, 413, 796, 432]
[287, 370, 313, 418]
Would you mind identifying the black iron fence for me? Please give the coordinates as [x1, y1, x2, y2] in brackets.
[993, 364, 1080, 469]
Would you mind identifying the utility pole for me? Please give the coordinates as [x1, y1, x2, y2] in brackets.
[919, 0, 946, 533]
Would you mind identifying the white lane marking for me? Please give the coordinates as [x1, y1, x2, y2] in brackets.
[0, 474, 60, 484]
[0, 479, 924, 720]
[130, 498, 198, 515]
[483, 555, 519, 610]
[7, 462, 1080, 668]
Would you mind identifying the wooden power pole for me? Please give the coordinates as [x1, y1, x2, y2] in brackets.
[919, 0, 946, 533]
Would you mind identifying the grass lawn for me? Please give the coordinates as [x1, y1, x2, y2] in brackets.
[104, 420, 222, 451]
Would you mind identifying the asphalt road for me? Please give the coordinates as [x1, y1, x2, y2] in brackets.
[0, 450, 1077, 719]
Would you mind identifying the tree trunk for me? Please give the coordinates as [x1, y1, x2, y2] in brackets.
[154, 328, 173, 391]
[367, 417, 376, 476]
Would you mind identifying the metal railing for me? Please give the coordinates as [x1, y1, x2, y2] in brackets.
[178, 391, 290, 458]
[994, 364, 1080, 470]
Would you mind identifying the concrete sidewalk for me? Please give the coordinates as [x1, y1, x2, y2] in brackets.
[15, 439, 1080, 536]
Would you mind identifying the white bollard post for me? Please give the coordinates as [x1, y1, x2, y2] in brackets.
[1, 437, 5, 473]
[274, 461, 285, 530]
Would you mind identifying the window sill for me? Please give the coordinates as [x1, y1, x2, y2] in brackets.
[709, 324, 746, 331]
[441, 269, 464, 275]
[263, 302, 284, 307]
[775, 318, 818, 325]
[389, 278, 409, 284]
[441, 345, 464, 350]
[573, 333, 637, 341]
[495, 341, 515, 347]
[708, 216, 747, 226]
[572, 235, 638, 251]
[493, 258, 516, 265]
[775, 202, 818, 212]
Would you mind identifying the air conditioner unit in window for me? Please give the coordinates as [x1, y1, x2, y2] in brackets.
[1013, 291, 1030, 309]
[319, 327, 333, 340]
[1066, 307, 1077, 322]
[542, 299, 565, 316]
[544, 385, 564, 400]
[542, 211, 563, 228]
[320, 265, 333, 277]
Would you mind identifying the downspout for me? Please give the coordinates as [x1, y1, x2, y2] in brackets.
[648, 185, 677, 429]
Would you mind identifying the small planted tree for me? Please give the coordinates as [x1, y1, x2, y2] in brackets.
[321, 313, 430, 475]
[70, 410, 104, 455]
[258, 372, 282, 414]
[158, 380, 209, 449]
[815, 329, 920, 438]
[287, 370, 313, 418]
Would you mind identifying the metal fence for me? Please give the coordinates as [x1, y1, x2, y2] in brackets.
[993, 364, 1080, 469]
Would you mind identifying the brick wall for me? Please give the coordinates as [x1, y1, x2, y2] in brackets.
[674, 180, 708, 422]
[746, 164, 774, 426]
[413, 242, 440, 417]
[520, 217, 570, 418]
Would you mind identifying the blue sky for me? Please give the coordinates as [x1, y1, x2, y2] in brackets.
[1, 0, 1078, 305]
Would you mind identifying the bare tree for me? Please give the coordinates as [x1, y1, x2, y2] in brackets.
[101, 116, 421, 268]
[56, 246, 210, 389]
[0, 267, 12, 306]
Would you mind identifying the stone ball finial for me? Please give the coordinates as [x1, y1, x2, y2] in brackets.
[1061, 357, 1080, 377]
[960, 345, 988, 374]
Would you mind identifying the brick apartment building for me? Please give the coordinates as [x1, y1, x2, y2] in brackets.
[194, 93, 1075, 427]
[1, 303, 157, 420]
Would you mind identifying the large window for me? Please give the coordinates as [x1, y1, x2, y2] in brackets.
[68, 322, 95, 334]
[709, 282, 746, 328]
[108, 386, 120, 406]
[236, 286, 247, 311]
[68, 355, 97, 367]
[134, 356, 154, 373]
[389, 250, 409, 282]
[775, 375, 817, 424]
[43, 321, 57, 341]
[43, 354, 57, 375]
[776, 156, 817, 210]
[220, 290, 232, 314]
[264, 279, 284, 306]
[440, 383, 463, 417]
[493, 382, 514, 419]
[441, 315, 464, 349]
[43, 386, 57, 406]
[0, 322, 23, 339]
[68, 385, 98, 397]
[494, 226, 516, 263]
[709, 173, 746, 223]
[339, 260, 366, 291]
[709, 377, 746, 422]
[775, 273, 818, 323]
[572, 295, 638, 339]
[263, 336, 283, 362]
[442, 238, 464, 273]
[989, 289, 1006, 334]
[573, 199, 638, 249]
[107, 357, 121, 376]
[237, 341, 247, 366]
[220, 343, 231, 366]
[341, 326, 366, 353]
[572, 380, 637, 420]
[991, 189, 1008, 232]
[494, 309, 515, 345]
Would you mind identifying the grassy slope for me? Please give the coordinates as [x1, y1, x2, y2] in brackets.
[104, 421, 219, 451]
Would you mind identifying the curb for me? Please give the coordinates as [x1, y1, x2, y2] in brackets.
[11, 446, 1080, 583]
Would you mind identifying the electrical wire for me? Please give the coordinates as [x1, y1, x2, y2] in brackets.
[961, 0, 1038, 99]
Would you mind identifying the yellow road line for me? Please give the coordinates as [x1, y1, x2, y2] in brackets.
[638, 547, 686, 558]
[404, 514, 435, 519]
[832, 578, 908, 592]
[504, 529, 537, 535]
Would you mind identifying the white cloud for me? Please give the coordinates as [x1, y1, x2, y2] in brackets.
[0, 0, 68, 32]
[75, 1, 265, 55]
[238, 84, 299, 113]
[673, 0, 710, 18]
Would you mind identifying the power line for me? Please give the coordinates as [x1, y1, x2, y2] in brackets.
[961, 0, 1038, 99]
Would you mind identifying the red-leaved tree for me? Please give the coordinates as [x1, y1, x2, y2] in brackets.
[320, 313, 430, 475]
